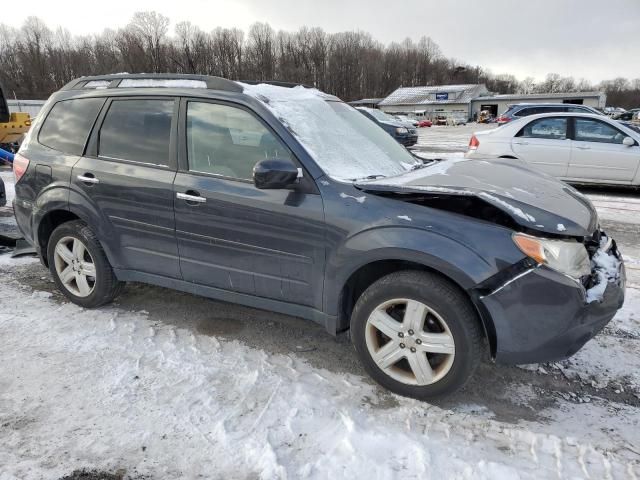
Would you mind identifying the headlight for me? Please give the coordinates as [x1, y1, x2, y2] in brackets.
[395, 127, 408, 135]
[513, 233, 591, 279]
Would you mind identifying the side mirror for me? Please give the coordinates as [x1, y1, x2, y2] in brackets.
[253, 159, 300, 189]
[623, 136, 635, 147]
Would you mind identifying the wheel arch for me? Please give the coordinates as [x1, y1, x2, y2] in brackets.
[36, 209, 81, 266]
[334, 257, 496, 357]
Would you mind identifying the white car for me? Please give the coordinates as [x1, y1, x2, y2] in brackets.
[465, 113, 640, 186]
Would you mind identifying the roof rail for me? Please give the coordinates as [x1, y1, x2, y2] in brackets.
[60, 74, 243, 93]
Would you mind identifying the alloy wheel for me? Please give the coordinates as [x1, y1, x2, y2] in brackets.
[365, 298, 455, 386]
[53, 236, 96, 297]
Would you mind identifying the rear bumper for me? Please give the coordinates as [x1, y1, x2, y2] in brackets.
[479, 249, 625, 365]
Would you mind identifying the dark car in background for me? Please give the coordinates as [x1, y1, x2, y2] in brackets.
[12, 74, 625, 400]
[613, 108, 640, 121]
[356, 107, 418, 146]
[496, 103, 602, 125]
[0, 176, 5, 207]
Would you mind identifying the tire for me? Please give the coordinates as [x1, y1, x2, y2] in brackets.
[47, 220, 124, 308]
[350, 270, 484, 400]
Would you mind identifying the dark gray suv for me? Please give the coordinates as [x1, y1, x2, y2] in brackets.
[13, 74, 625, 399]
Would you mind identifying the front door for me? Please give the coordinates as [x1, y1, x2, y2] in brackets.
[567, 117, 640, 183]
[511, 116, 570, 178]
[173, 99, 326, 309]
[73, 97, 180, 278]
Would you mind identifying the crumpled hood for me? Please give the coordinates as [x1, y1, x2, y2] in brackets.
[355, 158, 598, 237]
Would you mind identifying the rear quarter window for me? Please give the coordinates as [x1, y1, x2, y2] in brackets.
[38, 98, 105, 155]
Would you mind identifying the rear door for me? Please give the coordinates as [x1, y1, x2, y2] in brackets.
[173, 98, 326, 309]
[511, 116, 571, 177]
[72, 97, 181, 278]
[567, 117, 640, 183]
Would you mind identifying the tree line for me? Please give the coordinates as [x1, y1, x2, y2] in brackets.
[1, 12, 639, 108]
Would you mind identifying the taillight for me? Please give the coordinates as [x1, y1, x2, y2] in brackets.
[468, 135, 480, 150]
[13, 153, 30, 183]
[496, 116, 510, 123]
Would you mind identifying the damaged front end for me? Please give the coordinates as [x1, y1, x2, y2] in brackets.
[354, 159, 625, 364]
[473, 229, 625, 365]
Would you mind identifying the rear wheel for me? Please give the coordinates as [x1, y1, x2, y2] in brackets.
[351, 270, 484, 400]
[47, 220, 123, 308]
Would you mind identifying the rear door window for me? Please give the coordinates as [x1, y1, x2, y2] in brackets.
[186, 101, 293, 180]
[518, 117, 568, 139]
[39, 98, 105, 155]
[98, 99, 174, 166]
[574, 118, 626, 144]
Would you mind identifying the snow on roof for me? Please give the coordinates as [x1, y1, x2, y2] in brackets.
[379, 84, 487, 106]
[119, 79, 207, 88]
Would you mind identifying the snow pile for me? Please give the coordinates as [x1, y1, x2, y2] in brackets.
[1, 256, 638, 479]
[240, 83, 419, 181]
[586, 236, 622, 303]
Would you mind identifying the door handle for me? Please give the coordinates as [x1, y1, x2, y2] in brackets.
[514, 141, 529, 145]
[576, 145, 591, 150]
[77, 174, 99, 184]
[177, 192, 207, 204]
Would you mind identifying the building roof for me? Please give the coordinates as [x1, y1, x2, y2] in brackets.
[348, 98, 384, 105]
[379, 84, 487, 106]
[473, 91, 605, 102]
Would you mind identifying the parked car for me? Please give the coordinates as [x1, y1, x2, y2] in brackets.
[0, 174, 5, 207]
[14, 74, 625, 400]
[418, 119, 432, 128]
[466, 112, 640, 186]
[435, 115, 447, 126]
[394, 115, 419, 127]
[613, 108, 640, 121]
[356, 107, 418, 146]
[496, 103, 603, 125]
[449, 116, 467, 126]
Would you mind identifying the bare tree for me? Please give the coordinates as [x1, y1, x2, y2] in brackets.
[2, 12, 639, 107]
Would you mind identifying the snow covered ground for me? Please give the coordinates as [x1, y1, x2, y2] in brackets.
[1, 128, 640, 480]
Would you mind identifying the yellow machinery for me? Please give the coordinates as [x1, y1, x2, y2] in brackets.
[1, 83, 32, 150]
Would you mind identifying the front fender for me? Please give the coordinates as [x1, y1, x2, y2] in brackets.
[324, 226, 497, 316]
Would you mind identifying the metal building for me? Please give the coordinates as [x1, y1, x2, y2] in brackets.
[378, 84, 488, 121]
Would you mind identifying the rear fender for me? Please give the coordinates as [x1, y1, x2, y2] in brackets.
[67, 188, 122, 268]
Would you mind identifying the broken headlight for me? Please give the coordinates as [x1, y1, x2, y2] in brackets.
[513, 233, 591, 280]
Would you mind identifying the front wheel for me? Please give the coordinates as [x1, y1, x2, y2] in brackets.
[47, 220, 123, 308]
[350, 270, 485, 400]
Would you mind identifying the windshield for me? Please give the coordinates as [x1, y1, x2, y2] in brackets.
[241, 84, 418, 181]
[365, 108, 395, 123]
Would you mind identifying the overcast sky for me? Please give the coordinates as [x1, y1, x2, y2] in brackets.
[9, 0, 640, 84]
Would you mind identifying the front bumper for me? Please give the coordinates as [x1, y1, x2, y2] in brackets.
[479, 243, 625, 365]
[397, 135, 418, 147]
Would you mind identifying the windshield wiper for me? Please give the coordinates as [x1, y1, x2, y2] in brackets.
[351, 174, 386, 181]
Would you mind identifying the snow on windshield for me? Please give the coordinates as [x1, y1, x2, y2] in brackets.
[240, 83, 418, 181]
